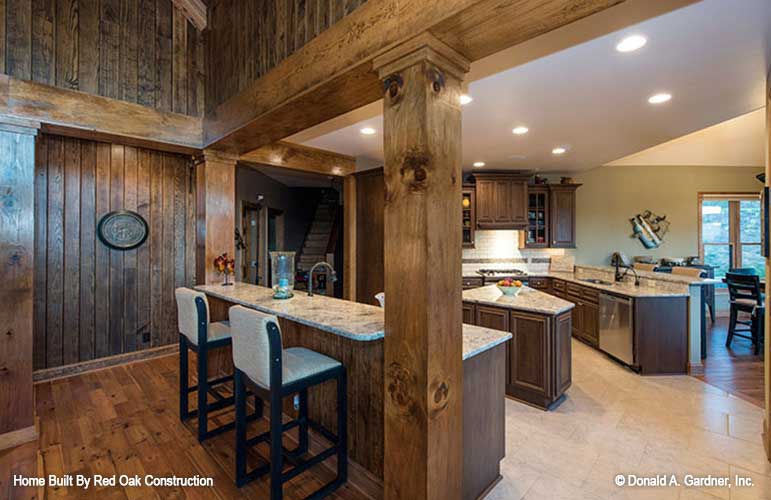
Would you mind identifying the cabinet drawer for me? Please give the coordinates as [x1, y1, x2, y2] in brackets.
[528, 277, 549, 290]
[581, 287, 599, 304]
[566, 283, 582, 298]
[552, 279, 566, 292]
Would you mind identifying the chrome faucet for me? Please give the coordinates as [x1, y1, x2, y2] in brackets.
[307, 261, 338, 296]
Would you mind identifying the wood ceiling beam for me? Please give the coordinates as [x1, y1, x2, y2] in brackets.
[203, 0, 626, 154]
[171, 0, 207, 31]
[239, 141, 356, 177]
[0, 75, 203, 154]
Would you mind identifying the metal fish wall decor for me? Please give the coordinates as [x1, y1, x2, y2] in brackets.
[630, 210, 669, 249]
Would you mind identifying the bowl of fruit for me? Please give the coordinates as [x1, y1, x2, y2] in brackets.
[496, 278, 523, 296]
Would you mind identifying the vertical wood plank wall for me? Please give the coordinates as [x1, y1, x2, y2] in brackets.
[33, 133, 196, 370]
[206, 0, 368, 111]
[0, 0, 205, 117]
[0, 124, 37, 438]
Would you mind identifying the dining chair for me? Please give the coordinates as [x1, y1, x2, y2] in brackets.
[729, 267, 758, 275]
[724, 272, 764, 355]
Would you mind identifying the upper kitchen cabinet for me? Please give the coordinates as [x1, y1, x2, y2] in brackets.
[549, 184, 581, 248]
[462, 185, 476, 248]
[474, 173, 529, 229]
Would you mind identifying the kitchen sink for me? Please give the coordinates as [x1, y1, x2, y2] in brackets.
[579, 278, 613, 286]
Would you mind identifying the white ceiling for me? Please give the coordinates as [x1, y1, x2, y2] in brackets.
[607, 108, 765, 167]
[291, 0, 771, 173]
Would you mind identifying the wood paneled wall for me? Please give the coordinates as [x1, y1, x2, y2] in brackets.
[206, 0, 367, 111]
[354, 168, 383, 306]
[1, 0, 205, 117]
[33, 133, 196, 370]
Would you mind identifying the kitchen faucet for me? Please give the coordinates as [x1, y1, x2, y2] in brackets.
[307, 261, 338, 296]
[612, 252, 641, 286]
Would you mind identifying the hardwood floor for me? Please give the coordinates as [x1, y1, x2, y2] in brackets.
[0, 355, 370, 500]
[696, 317, 765, 408]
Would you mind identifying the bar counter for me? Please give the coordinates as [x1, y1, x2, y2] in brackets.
[196, 282, 510, 499]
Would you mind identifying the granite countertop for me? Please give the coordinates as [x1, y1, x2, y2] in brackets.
[196, 282, 511, 360]
[530, 271, 691, 298]
[462, 285, 575, 315]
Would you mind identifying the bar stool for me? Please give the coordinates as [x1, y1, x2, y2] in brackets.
[176, 288, 257, 442]
[725, 273, 764, 355]
[229, 305, 347, 499]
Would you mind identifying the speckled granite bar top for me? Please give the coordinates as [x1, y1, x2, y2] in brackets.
[196, 283, 511, 359]
[539, 271, 691, 298]
[463, 285, 575, 315]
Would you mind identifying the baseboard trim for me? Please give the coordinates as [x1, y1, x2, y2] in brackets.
[687, 362, 705, 376]
[33, 345, 179, 383]
[0, 425, 37, 452]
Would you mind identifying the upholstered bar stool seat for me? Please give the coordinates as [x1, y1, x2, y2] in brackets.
[175, 288, 258, 442]
[229, 305, 347, 500]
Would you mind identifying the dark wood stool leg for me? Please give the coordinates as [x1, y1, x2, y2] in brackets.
[298, 389, 309, 455]
[726, 306, 738, 347]
[337, 369, 348, 484]
[197, 344, 208, 442]
[179, 336, 189, 421]
[270, 390, 284, 500]
[235, 369, 247, 487]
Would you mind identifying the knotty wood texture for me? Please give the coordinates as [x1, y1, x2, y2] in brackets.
[375, 37, 468, 500]
[33, 133, 197, 370]
[205, 0, 368, 112]
[240, 141, 356, 177]
[0, 0, 205, 116]
[0, 120, 38, 441]
[354, 168, 384, 306]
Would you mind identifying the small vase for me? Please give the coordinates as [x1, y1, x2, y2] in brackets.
[222, 273, 233, 286]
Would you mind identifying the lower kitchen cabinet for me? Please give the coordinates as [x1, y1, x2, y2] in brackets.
[463, 302, 476, 324]
[566, 282, 599, 347]
[464, 301, 572, 410]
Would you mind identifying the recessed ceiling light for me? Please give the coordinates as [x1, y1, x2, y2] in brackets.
[512, 126, 529, 135]
[648, 93, 672, 104]
[360, 127, 376, 135]
[552, 147, 567, 155]
[460, 94, 473, 105]
[473, 161, 485, 168]
[616, 35, 647, 53]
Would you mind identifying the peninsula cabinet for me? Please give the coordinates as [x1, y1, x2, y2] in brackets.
[474, 173, 529, 229]
[566, 282, 599, 347]
[466, 301, 572, 410]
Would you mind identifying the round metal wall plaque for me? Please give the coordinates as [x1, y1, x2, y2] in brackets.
[97, 210, 149, 251]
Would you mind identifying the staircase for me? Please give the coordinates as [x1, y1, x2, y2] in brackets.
[298, 191, 339, 273]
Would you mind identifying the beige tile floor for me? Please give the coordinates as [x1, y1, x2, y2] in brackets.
[489, 341, 771, 500]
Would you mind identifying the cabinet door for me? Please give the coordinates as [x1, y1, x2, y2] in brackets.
[507, 178, 528, 228]
[477, 306, 510, 386]
[509, 311, 550, 400]
[462, 302, 476, 325]
[554, 312, 572, 395]
[493, 180, 510, 224]
[583, 302, 599, 346]
[550, 187, 576, 248]
[572, 301, 584, 339]
[475, 180, 495, 225]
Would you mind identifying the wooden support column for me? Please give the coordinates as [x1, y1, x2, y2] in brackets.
[343, 174, 357, 301]
[195, 149, 237, 285]
[373, 35, 469, 499]
[0, 117, 40, 451]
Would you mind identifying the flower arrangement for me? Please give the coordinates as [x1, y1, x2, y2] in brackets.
[214, 253, 235, 286]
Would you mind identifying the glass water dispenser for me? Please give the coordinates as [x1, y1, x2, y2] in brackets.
[270, 251, 295, 299]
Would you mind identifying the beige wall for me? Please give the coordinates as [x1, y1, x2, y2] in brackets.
[571, 165, 762, 266]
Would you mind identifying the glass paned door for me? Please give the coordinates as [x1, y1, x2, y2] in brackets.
[700, 195, 764, 280]
[701, 200, 731, 278]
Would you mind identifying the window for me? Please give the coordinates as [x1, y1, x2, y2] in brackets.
[699, 193, 764, 280]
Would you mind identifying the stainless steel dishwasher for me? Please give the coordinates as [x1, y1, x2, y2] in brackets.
[599, 293, 634, 366]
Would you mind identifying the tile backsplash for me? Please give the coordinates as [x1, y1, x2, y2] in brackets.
[462, 230, 570, 275]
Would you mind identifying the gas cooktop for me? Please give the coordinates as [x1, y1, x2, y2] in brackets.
[476, 268, 528, 277]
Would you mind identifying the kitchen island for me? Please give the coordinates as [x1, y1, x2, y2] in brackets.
[197, 283, 510, 500]
[462, 285, 575, 411]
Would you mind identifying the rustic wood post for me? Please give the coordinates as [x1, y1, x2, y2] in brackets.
[373, 34, 470, 499]
[194, 149, 237, 285]
[0, 117, 40, 450]
[343, 174, 357, 301]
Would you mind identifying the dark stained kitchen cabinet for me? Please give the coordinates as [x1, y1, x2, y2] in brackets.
[474, 174, 529, 230]
[463, 302, 476, 324]
[549, 184, 580, 248]
[462, 185, 476, 248]
[565, 281, 598, 347]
